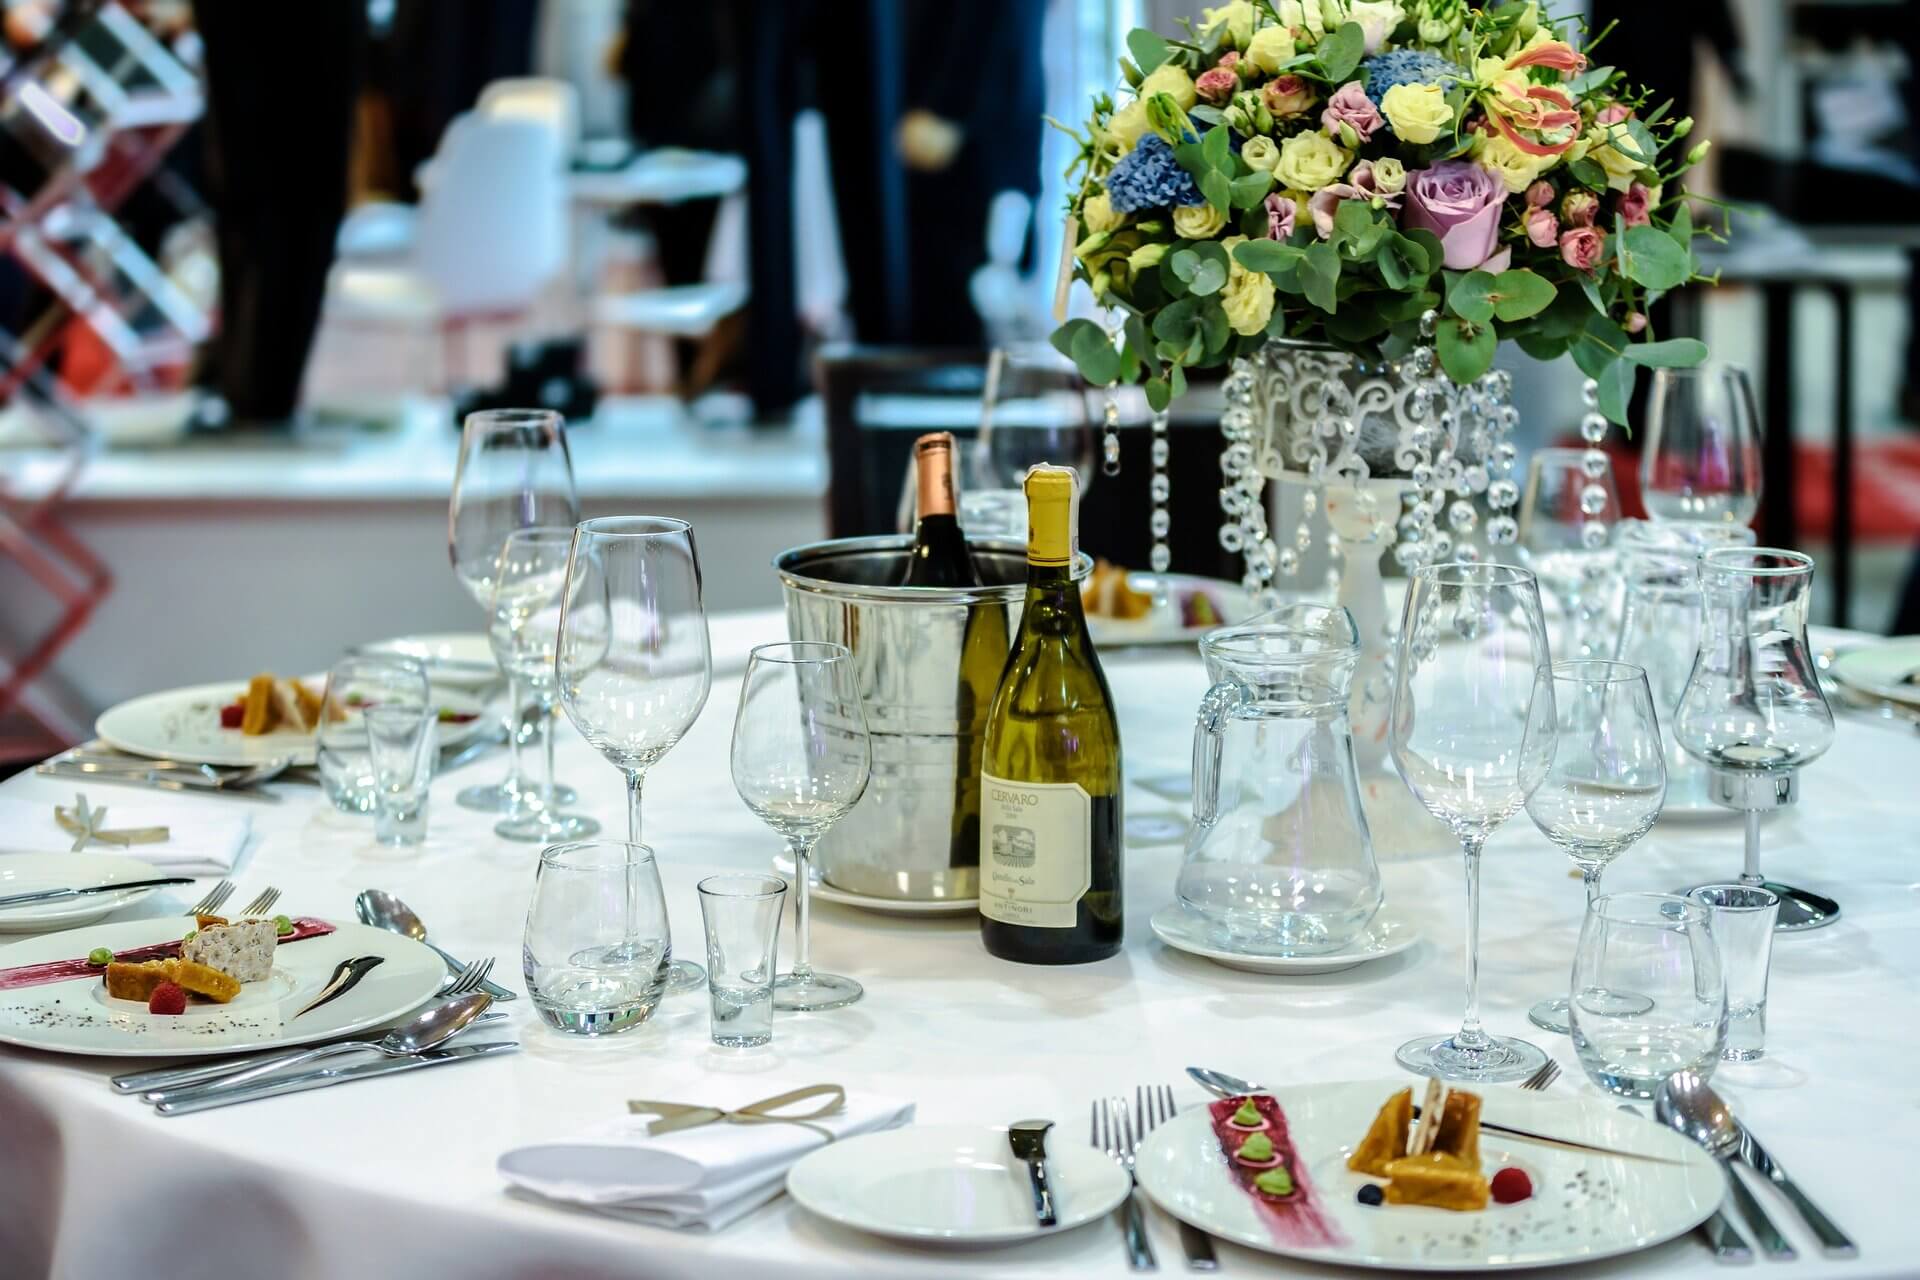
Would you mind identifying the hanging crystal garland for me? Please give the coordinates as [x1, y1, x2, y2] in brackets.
[1576, 377, 1611, 547]
[1101, 392, 1122, 477]
[1147, 408, 1171, 572]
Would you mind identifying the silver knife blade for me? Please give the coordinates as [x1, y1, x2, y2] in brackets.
[1739, 1126, 1857, 1257]
[0, 877, 196, 908]
[35, 764, 283, 804]
[1410, 1105, 1686, 1165]
[151, 1041, 520, 1115]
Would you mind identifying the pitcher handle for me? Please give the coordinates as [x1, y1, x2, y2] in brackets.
[1192, 679, 1247, 827]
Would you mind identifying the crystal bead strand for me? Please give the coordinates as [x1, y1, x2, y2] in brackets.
[1101, 392, 1122, 477]
[1147, 408, 1171, 573]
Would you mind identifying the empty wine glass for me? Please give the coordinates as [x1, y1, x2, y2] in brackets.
[975, 345, 1102, 489]
[1641, 365, 1763, 527]
[731, 642, 872, 1011]
[1389, 562, 1557, 1082]
[1519, 447, 1620, 658]
[489, 527, 599, 843]
[556, 516, 712, 989]
[449, 408, 581, 814]
[1523, 660, 1667, 1034]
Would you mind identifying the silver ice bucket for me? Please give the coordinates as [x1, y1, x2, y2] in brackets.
[775, 536, 1091, 903]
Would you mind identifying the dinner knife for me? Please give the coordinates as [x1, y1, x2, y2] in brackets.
[1621, 1103, 1751, 1264]
[109, 1010, 511, 1094]
[1409, 1103, 1686, 1166]
[150, 1040, 520, 1115]
[35, 764, 282, 804]
[0, 877, 195, 909]
[1738, 1124, 1856, 1257]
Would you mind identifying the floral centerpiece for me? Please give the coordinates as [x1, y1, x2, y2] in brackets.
[1049, 0, 1713, 426]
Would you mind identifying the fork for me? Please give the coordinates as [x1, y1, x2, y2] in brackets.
[1095, 1096, 1158, 1271]
[1519, 1059, 1561, 1092]
[440, 957, 494, 996]
[1139, 1085, 1216, 1271]
[236, 886, 281, 917]
[182, 880, 234, 917]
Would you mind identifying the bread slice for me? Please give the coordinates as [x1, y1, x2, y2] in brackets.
[104, 959, 176, 1002]
[170, 958, 242, 1004]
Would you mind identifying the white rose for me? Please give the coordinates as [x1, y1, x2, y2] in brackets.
[1081, 192, 1124, 235]
[1200, 0, 1256, 48]
[1173, 203, 1229, 240]
[1240, 136, 1282, 173]
[1246, 24, 1296, 72]
[1138, 64, 1198, 111]
[1345, 0, 1404, 52]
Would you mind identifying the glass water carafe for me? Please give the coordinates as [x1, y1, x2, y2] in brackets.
[1177, 605, 1382, 955]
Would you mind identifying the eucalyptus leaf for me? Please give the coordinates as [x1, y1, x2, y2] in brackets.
[1200, 168, 1232, 214]
[1127, 28, 1171, 74]
[1198, 297, 1230, 354]
[1202, 124, 1232, 171]
[1067, 321, 1121, 385]
[1569, 157, 1606, 189]
[1229, 170, 1275, 209]
[1232, 239, 1304, 274]
[1597, 357, 1635, 425]
[1050, 318, 1100, 363]
[1170, 363, 1188, 398]
[1490, 269, 1556, 321]
[1189, 104, 1226, 125]
[1188, 258, 1229, 296]
[1447, 271, 1497, 326]
[1302, 241, 1341, 314]
[1515, 331, 1571, 361]
[1170, 248, 1201, 283]
[1317, 22, 1365, 82]
[1571, 312, 1628, 381]
[1620, 224, 1690, 291]
[1622, 337, 1708, 368]
[1145, 375, 1171, 412]
[1437, 319, 1496, 384]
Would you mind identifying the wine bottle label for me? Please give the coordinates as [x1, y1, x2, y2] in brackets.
[978, 773, 1091, 928]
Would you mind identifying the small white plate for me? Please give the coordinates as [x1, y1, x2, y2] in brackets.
[1086, 573, 1252, 648]
[0, 917, 448, 1057]
[0, 854, 167, 932]
[359, 632, 501, 690]
[97, 681, 488, 768]
[1150, 904, 1419, 975]
[811, 879, 978, 917]
[1136, 1079, 1722, 1272]
[787, 1123, 1129, 1244]
[1830, 640, 1920, 709]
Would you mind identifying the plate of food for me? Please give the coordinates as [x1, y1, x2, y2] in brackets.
[96, 674, 489, 768]
[0, 911, 447, 1057]
[1135, 1078, 1720, 1271]
[1829, 639, 1920, 709]
[0, 854, 170, 933]
[1082, 561, 1252, 647]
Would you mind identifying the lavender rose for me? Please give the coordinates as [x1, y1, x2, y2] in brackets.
[1400, 159, 1507, 270]
[1321, 81, 1385, 144]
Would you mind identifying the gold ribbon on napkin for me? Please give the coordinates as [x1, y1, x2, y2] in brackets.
[55, 794, 169, 852]
[628, 1083, 848, 1141]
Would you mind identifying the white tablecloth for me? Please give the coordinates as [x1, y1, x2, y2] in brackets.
[2, 610, 1914, 1280]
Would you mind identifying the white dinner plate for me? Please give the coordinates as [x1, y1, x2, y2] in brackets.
[1150, 904, 1419, 975]
[787, 1123, 1129, 1245]
[0, 854, 167, 932]
[97, 681, 488, 768]
[0, 917, 447, 1057]
[1086, 573, 1252, 647]
[359, 632, 501, 690]
[1830, 640, 1920, 709]
[1135, 1079, 1722, 1272]
[811, 879, 979, 917]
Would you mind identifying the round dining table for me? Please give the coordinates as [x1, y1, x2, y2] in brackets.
[1, 608, 1912, 1279]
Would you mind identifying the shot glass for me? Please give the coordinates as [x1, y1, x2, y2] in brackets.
[1688, 883, 1781, 1061]
[317, 654, 428, 813]
[524, 841, 671, 1035]
[697, 874, 786, 1049]
[366, 704, 436, 846]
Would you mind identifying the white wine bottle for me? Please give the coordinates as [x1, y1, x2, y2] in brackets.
[899, 432, 982, 588]
[979, 465, 1123, 963]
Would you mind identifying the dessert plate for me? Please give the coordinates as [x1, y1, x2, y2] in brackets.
[1086, 572, 1253, 648]
[0, 917, 446, 1057]
[1830, 639, 1920, 709]
[0, 854, 167, 933]
[1135, 1078, 1721, 1272]
[97, 681, 488, 768]
[788, 1124, 1128, 1244]
[1150, 904, 1419, 975]
[359, 632, 501, 690]
[810, 880, 978, 917]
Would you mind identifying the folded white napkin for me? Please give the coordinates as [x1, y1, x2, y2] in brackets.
[0, 795, 251, 877]
[498, 1086, 914, 1231]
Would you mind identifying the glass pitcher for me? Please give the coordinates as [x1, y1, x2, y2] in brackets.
[1178, 604, 1382, 955]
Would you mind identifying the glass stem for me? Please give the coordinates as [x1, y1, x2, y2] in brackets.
[1581, 864, 1604, 910]
[1741, 809, 1763, 884]
[539, 695, 558, 810]
[625, 769, 646, 844]
[789, 838, 816, 982]
[503, 673, 528, 798]
[1456, 834, 1490, 1052]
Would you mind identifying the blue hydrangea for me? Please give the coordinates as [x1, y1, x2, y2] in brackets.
[1361, 50, 1464, 104]
[1103, 134, 1202, 214]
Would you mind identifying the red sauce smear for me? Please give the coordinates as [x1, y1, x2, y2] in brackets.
[1207, 1095, 1346, 1249]
[0, 917, 337, 991]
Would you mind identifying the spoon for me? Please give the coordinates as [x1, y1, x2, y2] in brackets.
[141, 991, 493, 1104]
[1188, 1065, 1263, 1099]
[1007, 1120, 1059, 1228]
[355, 889, 516, 1001]
[1655, 1071, 1795, 1260]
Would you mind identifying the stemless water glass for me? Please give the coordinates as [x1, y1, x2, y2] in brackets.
[698, 874, 787, 1049]
[489, 527, 599, 843]
[449, 408, 581, 814]
[1523, 660, 1667, 1034]
[366, 704, 435, 845]
[556, 516, 712, 990]
[731, 642, 872, 1012]
[1389, 562, 1557, 1082]
[524, 840, 671, 1035]
[1687, 883, 1781, 1061]
[1519, 447, 1621, 658]
[1641, 365, 1763, 527]
[1570, 893, 1727, 1100]
[317, 654, 430, 813]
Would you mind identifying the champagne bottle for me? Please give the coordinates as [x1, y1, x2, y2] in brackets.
[979, 465, 1123, 963]
[900, 432, 982, 588]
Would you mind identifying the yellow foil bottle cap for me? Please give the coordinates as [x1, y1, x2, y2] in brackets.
[1024, 464, 1079, 567]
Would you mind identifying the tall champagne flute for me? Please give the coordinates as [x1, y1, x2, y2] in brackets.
[1389, 562, 1558, 1082]
[556, 516, 712, 990]
[449, 408, 581, 813]
[1641, 365, 1762, 527]
[731, 642, 872, 1011]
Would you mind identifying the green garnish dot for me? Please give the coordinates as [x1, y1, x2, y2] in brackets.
[182, 930, 196, 944]
[87, 947, 113, 966]
[1253, 1167, 1294, 1197]
[1237, 1133, 1275, 1163]
[1231, 1100, 1262, 1127]
[274, 914, 294, 936]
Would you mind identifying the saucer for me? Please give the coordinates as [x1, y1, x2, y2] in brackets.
[1149, 903, 1418, 974]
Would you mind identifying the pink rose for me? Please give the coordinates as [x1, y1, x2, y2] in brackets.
[1306, 162, 1403, 239]
[1618, 182, 1653, 227]
[1265, 192, 1297, 241]
[1524, 180, 1555, 209]
[1626, 311, 1648, 334]
[1400, 159, 1508, 270]
[1263, 75, 1315, 118]
[1195, 67, 1238, 105]
[1595, 104, 1631, 126]
[1560, 225, 1605, 271]
[1321, 80, 1384, 143]
[1217, 51, 1241, 70]
[1525, 207, 1558, 247]
[1561, 190, 1599, 227]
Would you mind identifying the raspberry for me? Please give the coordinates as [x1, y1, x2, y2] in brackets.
[148, 982, 187, 1015]
[1490, 1167, 1532, 1204]
[219, 703, 244, 729]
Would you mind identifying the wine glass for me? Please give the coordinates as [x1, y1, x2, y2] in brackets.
[1641, 365, 1763, 527]
[730, 642, 872, 1011]
[1389, 561, 1558, 1082]
[975, 345, 1102, 489]
[1522, 659, 1667, 1035]
[1519, 447, 1620, 658]
[556, 516, 712, 989]
[489, 527, 600, 843]
[449, 408, 581, 814]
